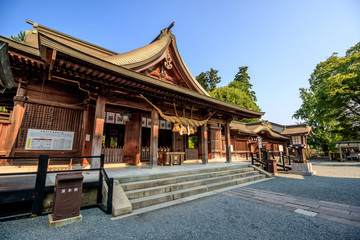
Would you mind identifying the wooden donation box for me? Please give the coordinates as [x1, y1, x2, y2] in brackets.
[159, 152, 185, 165]
[52, 172, 84, 221]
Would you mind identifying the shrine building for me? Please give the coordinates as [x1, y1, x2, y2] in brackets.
[0, 21, 311, 167]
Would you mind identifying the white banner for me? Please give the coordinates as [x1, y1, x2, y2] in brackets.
[279, 145, 284, 152]
[159, 120, 166, 130]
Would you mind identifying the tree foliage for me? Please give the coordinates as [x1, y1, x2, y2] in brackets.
[196, 68, 221, 92]
[10, 31, 25, 42]
[228, 66, 257, 102]
[294, 42, 360, 152]
[210, 86, 260, 123]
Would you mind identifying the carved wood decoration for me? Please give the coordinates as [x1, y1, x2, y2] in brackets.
[141, 48, 194, 90]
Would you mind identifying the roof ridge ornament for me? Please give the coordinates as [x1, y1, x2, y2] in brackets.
[151, 22, 175, 43]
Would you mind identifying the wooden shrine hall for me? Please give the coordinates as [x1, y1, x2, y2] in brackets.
[0, 21, 267, 168]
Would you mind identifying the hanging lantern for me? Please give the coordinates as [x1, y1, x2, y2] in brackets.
[172, 123, 181, 132]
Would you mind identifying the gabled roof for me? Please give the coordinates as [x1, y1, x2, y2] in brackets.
[281, 124, 313, 136]
[102, 23, 210, 96]
[230, 121, 288, 140]
[245, 120, 313, 136]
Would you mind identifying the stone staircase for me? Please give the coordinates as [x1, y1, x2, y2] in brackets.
[116, 165, 269, 211]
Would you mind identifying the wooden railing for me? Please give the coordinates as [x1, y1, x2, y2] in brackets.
[141, 147, 150, 162]
[101, 146, 123, 163]
[186, 148, 199, 160]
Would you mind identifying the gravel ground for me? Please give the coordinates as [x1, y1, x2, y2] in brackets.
[1, 193, 359, 240]
[250, 160, 360, 206]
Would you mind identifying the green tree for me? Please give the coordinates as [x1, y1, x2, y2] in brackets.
[210, 86, 260, 123]
[294, 42, 360, 152]
[228, 66, 257, 102]
[196, 68, 221, 92]
[10, 31, 25, 42]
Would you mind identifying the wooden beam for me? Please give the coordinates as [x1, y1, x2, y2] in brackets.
[150, 109, 159, 167]
[91, 95, 106, 168]
[48, 49, 57, 80]
[225, 120, 232, 163]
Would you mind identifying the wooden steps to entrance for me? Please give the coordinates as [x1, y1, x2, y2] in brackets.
[116, 165, 268, 211]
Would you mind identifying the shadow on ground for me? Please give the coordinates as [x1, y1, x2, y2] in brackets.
[250, 175, 360, 206]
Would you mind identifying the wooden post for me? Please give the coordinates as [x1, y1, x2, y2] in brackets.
[150, 109, 159, 167]
[91, 95, 106, 168]
[80, 106, 89, 166]
[4, 84, 26, 161]
[201, 124, 208, 164]
[32, 154, 49, 215]
[225, 120, 231, 163]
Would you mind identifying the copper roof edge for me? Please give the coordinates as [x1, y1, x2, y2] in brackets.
[26, 19, 118, 56]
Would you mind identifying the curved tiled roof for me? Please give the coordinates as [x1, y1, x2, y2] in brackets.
[281, 125, 312, 135]
[102, 26, 210, 96]
[230, 122, 288, 139]
[103, 29, 171, 66]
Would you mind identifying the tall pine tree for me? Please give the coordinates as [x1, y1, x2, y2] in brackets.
[196, 68, 221, 92]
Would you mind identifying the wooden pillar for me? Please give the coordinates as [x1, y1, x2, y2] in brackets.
[3, 84, 26, 162]
[80, 105, 91, 166]
[201, 124, 208, 164]
[91, 95, 106, 168]
[150, 109, 159, 167]
[225, 120, 231, 163]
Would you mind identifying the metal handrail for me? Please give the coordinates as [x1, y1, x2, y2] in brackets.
[250, 153, 269, 172]
[0, 154, 114, 221]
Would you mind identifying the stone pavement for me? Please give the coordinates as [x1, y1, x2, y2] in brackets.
[225, 187, 360, 227]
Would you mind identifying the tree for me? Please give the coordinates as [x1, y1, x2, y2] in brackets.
[196, 68, 221, 92]
[294, 42, 360, 152]
[10, 31, 25, 42]
[228, 66, 257, 102]
[210, 86, 260, 123]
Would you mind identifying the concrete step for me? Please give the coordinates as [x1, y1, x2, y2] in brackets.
[126, 170, 260, 199]
[121, 167, 254, 191]
[130, 173, 266, 210]
[116, 164, 249, 183]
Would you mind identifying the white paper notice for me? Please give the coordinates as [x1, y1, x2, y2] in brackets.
[25, 129, 74, 150]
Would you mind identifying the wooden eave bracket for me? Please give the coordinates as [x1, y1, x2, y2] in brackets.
[48, 49, 57, 80]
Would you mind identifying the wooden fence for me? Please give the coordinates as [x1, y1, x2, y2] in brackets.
[101, 146, 123, 163]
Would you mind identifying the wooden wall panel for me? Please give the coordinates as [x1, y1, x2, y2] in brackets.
[123, 113, 141, 165]
[16, 103, 83, 152]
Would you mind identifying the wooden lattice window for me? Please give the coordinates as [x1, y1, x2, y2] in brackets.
[16, 103, 83, 150]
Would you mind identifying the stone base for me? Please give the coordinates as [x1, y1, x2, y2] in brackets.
[102, 180, 132, 216]
[48, 214, 82, 228]
[291, 162, 316, 175]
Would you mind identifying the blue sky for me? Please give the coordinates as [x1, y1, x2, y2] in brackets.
[1, 0, 359, 125]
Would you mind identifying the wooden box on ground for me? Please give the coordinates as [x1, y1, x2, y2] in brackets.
[159, 152, 185, 165]
[52, 172, 84, 221]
